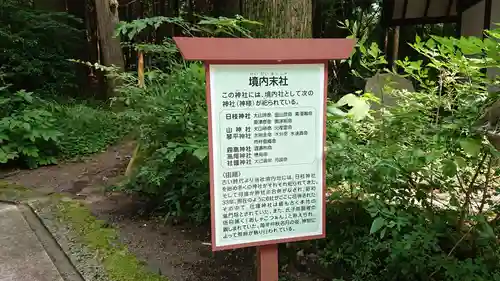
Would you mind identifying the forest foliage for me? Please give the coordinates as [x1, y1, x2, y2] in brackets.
[2, 0, 500, 280]
[0, 0, 84, 97]
[112, 13, 500, 280]
[321, 28, 500, 281]
[0, 0, 129, 166]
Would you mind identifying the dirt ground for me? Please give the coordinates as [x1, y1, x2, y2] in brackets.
[3, 142, 260, 281]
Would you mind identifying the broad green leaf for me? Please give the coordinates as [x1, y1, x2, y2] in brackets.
[459, 138, 482, 157]
[454, 156, 467, 168]
[22, 122, 31, 131]
[370, 217, 386, 234]
[338, 132, 347, 141]
[442, 159, 457, 178]
[477, 217, 496, 239]
[327, 106, 347, 117]
[174, 147, 184, 155]
[0, 148, 7, 163]
[0, 147, 17, 163]
[193, 147, 208, 161]
[336, 94, 371, 121]
[329, 191, 342, 200]
[337, 94, 359, 107]
[22, 146, 39, 157]
[349, 102, 370, 121]
[380, 227, 387, 239]
[167, 142, 177, 148]
[128, 29, 137, 40]
[167, 151, 178, 162]
[482, 223, 495, 239]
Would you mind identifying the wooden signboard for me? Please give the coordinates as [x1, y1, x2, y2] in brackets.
[174, 37, 355, 281]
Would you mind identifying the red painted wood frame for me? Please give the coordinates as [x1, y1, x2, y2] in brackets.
[174, 37, 355, 252]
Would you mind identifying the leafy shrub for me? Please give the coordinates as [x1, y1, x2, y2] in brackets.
[50, 102, 132, 160]
[315, 200, 500, 281]
[0, 86, 61, 168]
[115, 64, 210, 223]
[99, 15, 258, 223]
[321, 29, 500, 280]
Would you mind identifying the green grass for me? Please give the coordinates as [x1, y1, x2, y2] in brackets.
[55, 200, 167, 281]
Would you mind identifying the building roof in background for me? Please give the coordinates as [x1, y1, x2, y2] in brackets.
[383, 0, 484, 26]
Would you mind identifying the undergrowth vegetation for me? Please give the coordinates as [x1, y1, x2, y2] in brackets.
[0, 0, 84, 97]
[105, 15, 258, 223]
[0, 87, 61, 167]
[318, 29, 500, 280]
[50, 102, 132, 159]
[118, 64, 210, 222]
[114, 21, 500, 280]
[3, 0, 500, 279]
[0, 0, 130, 167]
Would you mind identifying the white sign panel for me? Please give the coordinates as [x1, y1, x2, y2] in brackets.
[209, 64, 325, 249]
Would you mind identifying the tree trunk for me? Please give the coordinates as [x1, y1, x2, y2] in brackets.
[194, 0, 212, 15]
[65, 0, 95, 97]
[156, 0, 168, 42]
[124, 2, 135, 68]
[94, 0, 125, 96]
[312, 0, 322, 37]
[242, 0, 312, 38]
[67, 0, 85, 18]
[34, 0, 66, 11]
[86, 0, 106, 97]
[169, 0, 181, 36]
[95, 0, 124, 70]
[241, 2, 311, 271]
[186, 0, 195, 23]
[213, 0, 240, 17]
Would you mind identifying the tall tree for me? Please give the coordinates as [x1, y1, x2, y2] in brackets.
[94, 0, 125, 95]
[156, 0, 168, 42]
[194, 0, 212, 15]
[34, 0, 66, 11]
[213, 0, 240, 17]
[242, 0, 312, 38]
[95, 0, 124, 70]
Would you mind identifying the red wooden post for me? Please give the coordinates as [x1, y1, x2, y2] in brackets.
[174, 37, 354, 281]
[257, 244, 279, 281]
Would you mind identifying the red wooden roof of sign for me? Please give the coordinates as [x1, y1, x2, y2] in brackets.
[173, 37, 355, 62]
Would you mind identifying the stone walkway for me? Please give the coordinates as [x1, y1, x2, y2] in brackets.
[0, 202, 82, 281]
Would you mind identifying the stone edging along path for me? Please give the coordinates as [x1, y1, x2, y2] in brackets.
[0, 200, 74, 281]
[0, 183, 167, 281]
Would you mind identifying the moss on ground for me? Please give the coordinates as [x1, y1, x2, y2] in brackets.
[55, 200, 167, 281]
[0, 181, 40, 201]
[0, 181, 166, 281]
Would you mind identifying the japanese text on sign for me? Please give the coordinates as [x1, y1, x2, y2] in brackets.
[209, 64, 325, 249]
